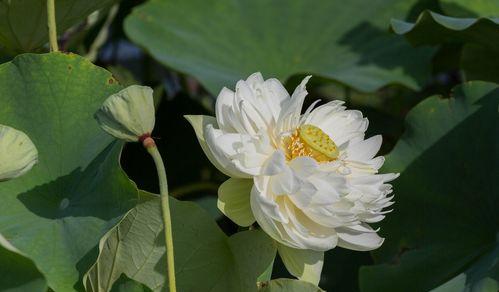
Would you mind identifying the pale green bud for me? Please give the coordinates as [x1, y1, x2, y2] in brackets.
[0, 125, 38, 181]
[95, 85, 155, 142]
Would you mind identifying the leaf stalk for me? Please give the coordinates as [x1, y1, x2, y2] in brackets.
[144, 138, 177, 292]
[47, 0, 59, 52]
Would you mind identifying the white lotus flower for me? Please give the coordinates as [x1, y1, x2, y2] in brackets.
[95, 85, 155, 142]
[0, 125, 38, 181]
[186, 72, 398, 284]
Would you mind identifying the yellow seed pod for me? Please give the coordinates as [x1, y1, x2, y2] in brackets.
[298, 124, 339, 160]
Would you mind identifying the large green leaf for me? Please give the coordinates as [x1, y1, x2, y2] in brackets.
[258, 279, 323, 292]
[0, 53, 139, 291]
[391, 11, 499, 83]
[0, 0, 115, 54]
[84, 192, 277, 292]
[359, 81, 499, 291]
[124, 0, 434, 95]
[0, 233, 46, 292]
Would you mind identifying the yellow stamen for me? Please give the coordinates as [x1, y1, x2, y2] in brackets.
[284, 124, 339, 162]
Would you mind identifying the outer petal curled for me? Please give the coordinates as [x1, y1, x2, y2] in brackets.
[0, 125, 38, 181]
[185, 115, 246, 177]
[277, 243, 324, 285]
[336, 224, 384, 251]
[217, 178, 255, 227]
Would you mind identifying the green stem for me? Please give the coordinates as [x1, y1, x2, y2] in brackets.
[146, 143, 177, 292]
[47, 0, 59, 52]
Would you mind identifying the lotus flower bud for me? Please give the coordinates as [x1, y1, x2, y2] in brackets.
[95, 85, 155, 142]
[0, 125, 38, 181]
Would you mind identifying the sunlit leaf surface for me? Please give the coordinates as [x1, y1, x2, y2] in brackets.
[0, 53, 138, 291]
[124, 0, 434, 95]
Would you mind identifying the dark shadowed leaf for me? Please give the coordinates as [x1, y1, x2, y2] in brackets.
[430, 243, 499, 292]
[391, 11, 499, 48]
[258, 279, 324, 292]
[460, 44, 499, 83]
[0, 0, 115, 54]
[359, 81, 499, 291]
[391, 11, 499, 83]
[440, 0, 499, 17]
[110, 274, 152, 292]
